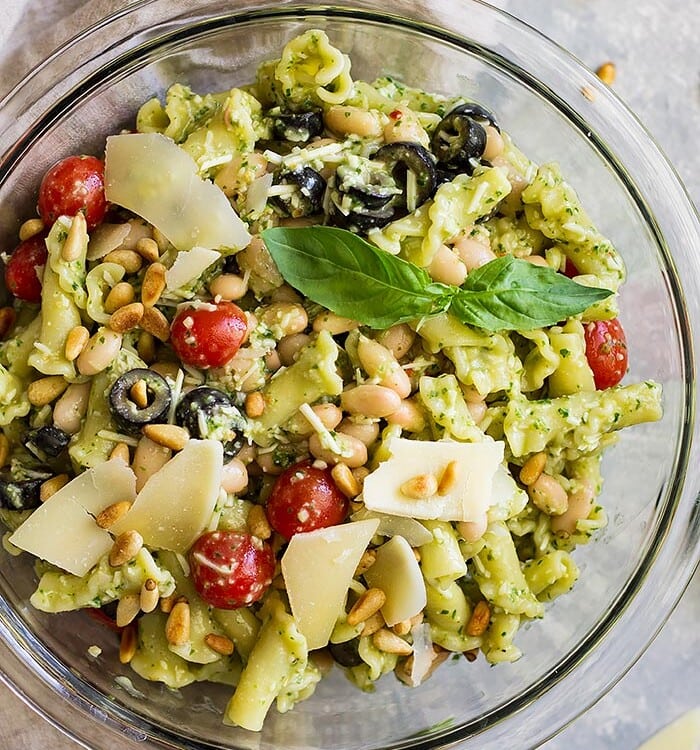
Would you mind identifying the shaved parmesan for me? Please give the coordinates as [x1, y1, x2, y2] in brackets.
[245, 172, 273, 215]
[362, 437, 504, 522]
[281, 519, 379, 650]
[9, 459, 137, 576]
[350, 507, 433, 547]
[165, 247, 221, 291]
[409, 623, 434, 686]
[110, 440, 223, 552]
[104, 133, 251, 252]
[364, 535, 426, 626]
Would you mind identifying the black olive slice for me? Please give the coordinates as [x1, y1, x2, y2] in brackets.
[328, 638, 363, 668]
[0, 475, 43, 511]
[24, 425, 71, 459]
[270, 167, 326, 218]
[108, 368, 172, 434]
[371, 142, 438, 209]
[431, 111, 487, 172]
[270, 108, 324, 143]
[333, 203, 397, 233]
[175, 387, 245, 459]
[450, 102, 500, 132]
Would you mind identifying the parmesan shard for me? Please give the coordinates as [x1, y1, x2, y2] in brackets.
[9, 459, 137, 577]
[165, 246, 221, 292]
[281, 519, 380, 650]
[362, 437, 504, 523]
[363, 535, 426, 626]
[104, 133, 251, 252]
[110, 439, 223, 552]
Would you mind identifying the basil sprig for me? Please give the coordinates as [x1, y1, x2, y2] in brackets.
[261, 226, 612, 331]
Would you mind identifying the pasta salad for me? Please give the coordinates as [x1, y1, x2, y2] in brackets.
[0, 29, 662, 732]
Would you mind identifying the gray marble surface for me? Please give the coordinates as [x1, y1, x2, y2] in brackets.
[0, 1, 698, 749]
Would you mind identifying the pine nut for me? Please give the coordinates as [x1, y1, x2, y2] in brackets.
[64, 325, 90, 361]
[464, 648, 479, 662]
[141, 305, 170, 342]
[347, 588, 386, 626]
[104, 248, 143, 274]
[27, 375, 68, 406]
[141, 263, 166, 307]
[372, 628, 413, 655]
[0, 307, 15, 340]
[110, 441, 131, 463]
[244, 391, 265, 418]
[209, 273, 248, 302]
[221, 458, 249, 494]
[308, 432, 367, 468]
[524, 255, 549, 268]
[137, 331, 157, 364]
[466, 600, 491, 637]
[110, 302, 144, 333]
[39, 474, 70, 502]
[341, 384, 402, 418]
[151, 226, 170, 253]
[61, 213, 87, 262]
[400, 473, 438, 499]
[76, 327, 123, 376]
[139, 578, 160, 614]
[116, 593, 141, 627]
[18, 218, 44, 242]
[135, 237, 160, 263]
[519, 452, 547, 486]
[596, 61, 616, 85]
[312, 311, 359, 335]
[165, 601, 191, 646]
[331, 462, 361, 498]
[528, 473, 569, 516]
[104, 282, 135, 314]
[159, 593, 177, 614]
[130, 379, 149, 409]
[204, 633, 235, 656]
[143, 423, 189, 451]
[0, 434, 8, 470]
[392, 619, 412, 636]
[96, 500, 133, 529]
[359, 611, 385, 637]
[119, 623, 138, 664]
[52, 382, 91, 434]
[109, 529, 144, 566]
[247, 504, 272, 540]
[355, 548, 376, 576]
[437, 460, 460, 496]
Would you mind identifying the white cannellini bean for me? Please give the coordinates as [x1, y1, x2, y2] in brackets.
[376, 324, 415, 360]
[356, 335, 412, 398]
[309, 432, 368, 468]
[457, 514, 488, 542]
[52, 382, 91, 435]
[454, 236, 497, 271]
[382, 109, 430, 148]
[429, 244, 467, 286]
[132, 436, 171, 492]
[277, 333, 311, 366]
[340, 384, 402, 418]
[209, 273, 248, 301]
[337, 418, 380, 447]
[482, 125, 505, 161]
[324, 106, 382, 138]
[386, 399, 426, 433]
[259, 302, 308, 338]
[221, 458, 249, 494]
[551, 483, 595, 535]
[76, 327, 123, 376]
[313, 311, 360, 335]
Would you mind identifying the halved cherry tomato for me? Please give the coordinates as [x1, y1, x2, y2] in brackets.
[563, 258, 579, 278]
[584, 318, 628, 389]
[170, 301, 248, 369]
[4, 234, 48, 303]
[189, 530, 275, 609]
[266, 460, 348, 540]
[37, 155, 107, 230]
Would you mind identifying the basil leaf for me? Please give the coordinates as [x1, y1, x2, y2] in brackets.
[451, 255, 612, 331]
[261, 226, 451, 328]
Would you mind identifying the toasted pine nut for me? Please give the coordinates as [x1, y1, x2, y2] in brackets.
[135, 237, 160, 263]
[244, 391, 265, 418]
[204, 633, 235, 656]
[347, 588, 386, 626]
[341, 384, 402, 418]
[360, 612, 385, 637]
[528, 473, 568, 516]
[104, 248, 143, 274]
[104, 282, 135, 314]
[137, 331, 157, 364]
[151, 226, 170, 253]
[127, 380, 148, 410]
[109, 529, 144, 567]
[277, 333, 311, 366]
[247, 504, 272, 540]
[337, 418, 380, 447]
[457, 514, 488, 542]
[0, 307, 15, 340]
[18, 217, 44, 242]
[355, 549, 376, 576]
[76, 327, 123, 376]
[139, 578, 160, 614]
[387, 399, 426, 433]
[392, 619, 413, 636]
[400, 473, 438, 499]
[159, 593, 177, 614]
[372, 628, 413, 655]
[331, 462, 361, 498]
[221, 458, 249, 494]
[308, 432, 367, 468]
[143, 423, 189, 451]
[119, 623, 138, 664]
[551, 483, 595, 536]
[109, 302, 144, 333]
[596, 61, 616, 85]
[39, 474, 70, 502]
[141, 263, 166, 307]
[351, 466, 370, 489]
[165, 601, 191, 646]
[110, 441, 131, 464]
[28, 375, 68, 406]
[141, 305, 170, 342]
[52, 382, 91, 435]
[0, 434, 9, 469]
[519, 452, 547, 486]
[464, 648, 479, 662]
[437, 460, 460, 496]
[61, 213, 87, 262]
[209, 273, 248, 302]
[466, 600, 491, 637]
[312, 311, 359, 335]
[96, 500, 133, 529]
[116, 593, 141, 628]
[64, 325, 90, 361]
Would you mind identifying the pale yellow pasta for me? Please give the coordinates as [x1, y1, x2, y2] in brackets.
[46, 216, 88, 309]
[519, 328, 559, 393]
[86, 262, 125, 324]
[523, 550, 580, 601]
[482, 611, 521, 664]
[419, 520, 467, 586]
[212, 606, 261, 662]
[418, 374, 482, 441]
[547, 319, 596, 396]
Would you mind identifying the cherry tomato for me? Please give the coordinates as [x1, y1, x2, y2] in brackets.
[37, 155, 107, 230]
[4, 234, 48, 303]
[563, 258, 579, 278]
[170, 301, 248, 369]
[189, 530, 275, 609]
[266, 460, 349, 540]
[584, 318, 628, 389]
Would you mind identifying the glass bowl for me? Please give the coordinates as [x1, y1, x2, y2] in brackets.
[0, 2, 698, 749]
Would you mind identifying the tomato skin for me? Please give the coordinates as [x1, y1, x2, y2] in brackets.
[266, 460, 349, 540]
[170, 302, 248, 368]
[189, 530, 275, 609]
[4, 234, 48, 303]
[584, 318, 628, 389]
[37, 155, 107, 230]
